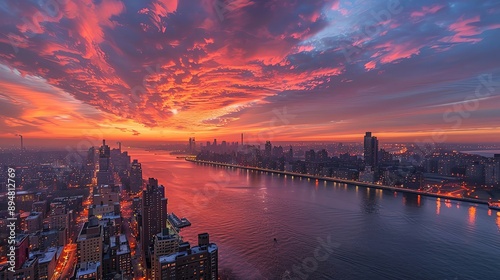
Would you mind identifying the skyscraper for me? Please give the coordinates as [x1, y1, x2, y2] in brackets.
[130, 159, 143, 193]
[264, 141, 272, 158]
[97, 140, 113, 186]
[188, 137, 196, 154]
[141, 179, 168, 269]
[364, 132, 379, 169]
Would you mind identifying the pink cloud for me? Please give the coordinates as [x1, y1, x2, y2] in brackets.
[440, 16, 500, 44]
[365, 41, 424, 67]
[364, 61, 376, 71]
[410, 4, 444, 19]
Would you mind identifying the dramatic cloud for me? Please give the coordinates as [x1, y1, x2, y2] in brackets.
[0, 0, 499, 142]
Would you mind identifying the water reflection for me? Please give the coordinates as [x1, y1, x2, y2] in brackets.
[445, 199, 452, 208]
[129, 149, 500, 280]
[468, 206, 476, 226]
[361, 187, 379, 213]
[248, 171, 261, 185]
[497, 212, 500, 231]
[402, 193, 423, 207]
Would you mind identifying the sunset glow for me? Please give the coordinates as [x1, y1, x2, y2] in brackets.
[1, 0, 500, 143]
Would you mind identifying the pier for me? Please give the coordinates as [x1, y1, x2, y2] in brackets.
[168, 212, 191, 229]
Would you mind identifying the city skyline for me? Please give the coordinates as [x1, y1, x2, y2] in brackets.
[1, 0, 500, 144]
[2, 1, 500, 279]
[1, 135, 499, 279]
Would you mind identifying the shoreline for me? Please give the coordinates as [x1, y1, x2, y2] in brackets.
[186, 158, 491, 207]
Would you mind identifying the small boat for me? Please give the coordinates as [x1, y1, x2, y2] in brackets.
[488, 202, 500, 211]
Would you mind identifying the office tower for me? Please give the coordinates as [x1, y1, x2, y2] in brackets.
[151, 228, 180, 279]
[141, 179, 168, 266]
[77, 216, 103, 275]
[158, 233, 218, 280]
[364, 132, 379, 168]
[130, 159, 143, 193]
[97, 140, 113, 186]
[241, 133, 243, 146]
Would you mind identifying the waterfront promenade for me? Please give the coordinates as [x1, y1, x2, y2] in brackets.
[186, 158, 490, 206]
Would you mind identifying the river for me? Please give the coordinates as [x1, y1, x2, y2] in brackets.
[129, 148, 500, 280]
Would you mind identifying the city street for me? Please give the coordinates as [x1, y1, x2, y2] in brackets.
[121, 191, 145, 279]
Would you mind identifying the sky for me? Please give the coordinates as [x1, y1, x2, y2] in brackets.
[0, 0, 500, 146]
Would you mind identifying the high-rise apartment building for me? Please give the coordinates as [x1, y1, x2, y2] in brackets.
[77, 216, 103, 275]
[141, 179, 168, 268]
[130, 159, 143, 193]
[364, 132, 379, 169]
[151, 228, 180, 279]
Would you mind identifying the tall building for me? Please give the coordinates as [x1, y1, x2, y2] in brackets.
[364, 132, 379, 169]
[97, 140, 113, 186]
[48, 204, 70, 244]
[77, 216, 103, 275]
[158, 233, 218, 280]
[151, 228, 180, 279]
[130, 159, 143, 193]
[188, 137, 196, 154]
[141, 179, 168, 268]
[85, 147, 99, 185]
[264, 141, 272, 158]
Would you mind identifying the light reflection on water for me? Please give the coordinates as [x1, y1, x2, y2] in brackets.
[131, 149, 500, 280]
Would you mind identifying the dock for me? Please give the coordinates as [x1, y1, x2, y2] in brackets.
[168, 212, 191, 229]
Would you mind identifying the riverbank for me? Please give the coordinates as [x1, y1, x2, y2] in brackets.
[186, 158, 490, 206]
